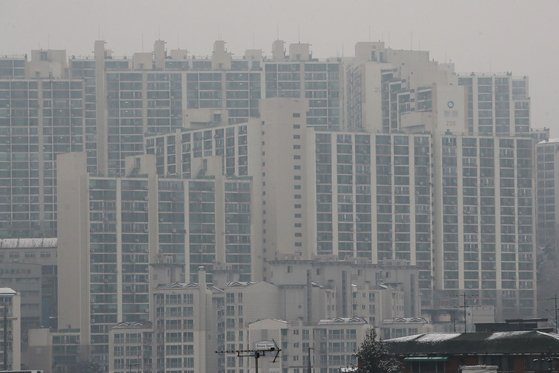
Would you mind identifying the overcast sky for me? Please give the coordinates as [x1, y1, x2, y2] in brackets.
[1, 0, 557, 135]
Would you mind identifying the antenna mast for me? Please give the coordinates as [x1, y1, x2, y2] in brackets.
[216, 340, 282, 373]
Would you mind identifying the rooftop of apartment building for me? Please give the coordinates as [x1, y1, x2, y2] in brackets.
[317, 317, 369, 325]
[537, 137, 559, 144]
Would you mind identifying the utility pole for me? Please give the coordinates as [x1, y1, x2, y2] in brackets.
[463, 293, 467, 333]
[553, 294, 557, 333]
[307, 346, 313, 373]
[3, 306, 7, 370]
[539, 295, 559, 333]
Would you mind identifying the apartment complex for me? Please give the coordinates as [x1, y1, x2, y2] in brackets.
[56, 151, 261, 362]
[100, 263, 408, 373]
[0, 38, 544, 372]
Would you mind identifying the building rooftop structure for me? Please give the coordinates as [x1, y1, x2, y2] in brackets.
[317, 317, 368, 325]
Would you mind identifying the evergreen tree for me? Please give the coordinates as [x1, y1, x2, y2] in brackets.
[352, 328, 400, 373]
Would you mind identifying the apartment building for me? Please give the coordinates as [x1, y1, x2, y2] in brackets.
[457, 73, 530, 136]
[344, 41, 460, 133]
[535, 138, 559, 247]
[432, 133, 536, 318]
[0, 238, 58, 331]
[0, 79, 85, 238]
[56, 152, 260, 363]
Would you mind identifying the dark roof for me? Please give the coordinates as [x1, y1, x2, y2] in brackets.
[386, 331, 559, 355]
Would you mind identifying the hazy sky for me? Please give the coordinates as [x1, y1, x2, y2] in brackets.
[1, 0, 558, 135]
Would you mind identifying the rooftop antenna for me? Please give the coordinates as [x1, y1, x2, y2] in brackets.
[218, 25, 221, 40]
[142, 34, 144, 52]
[47, 34, 50, 49]
[276, 24, 279, 40]
[177, 33, 180, 49]
[410, 32, 413, 50]
[158, 24, 160, 40]
[98, 24, 101, 40]
[298, 24, 300, 43]
[388, 32, 391, 48]
[216, 340, 282, 373]
[369, 26, 371, 42]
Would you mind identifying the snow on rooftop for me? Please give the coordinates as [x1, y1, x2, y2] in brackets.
[486, 331, 531, 340]
[390, 333, 462, 343]
[537, 138, 559, 145]
[0, 288, 16, 295]
[386, 334, 422, 342]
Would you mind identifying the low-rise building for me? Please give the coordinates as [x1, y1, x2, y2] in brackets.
[386, 331, 559, 373]
[0, 287, 21, 370]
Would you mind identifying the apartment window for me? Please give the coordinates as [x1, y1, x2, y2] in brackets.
[294, 204, 301, 208]
[294, 155, 301, 160]
[295, 223, 302, 227]
[294, 145, 301, 149]
[293, 113, 300, 117]
[262, 141, 265, 145]
[294, 195, 301, 199]
[294, 214, 301, 218]
[293, 135, 301, 139]
[293, 125, 301, 129]
[288, 266, 293, 273]
[295, 233, 302, 237]
[294, 175, 301, 180]
[294, 165, 301, 170]
[295, 242, 302, 247]
[294, 185, 301, 189]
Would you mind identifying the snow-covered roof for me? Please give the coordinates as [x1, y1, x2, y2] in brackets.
[227, 281, 258, 287]
[318, 317, 368, 325]
[382, 317, 429, 325]
[386, 331, 559, 355]
[537, 138, 559, 145]
[0, 288, 16, 295]
[388, 333, 460, 343]
[156, 282, 199, 290]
